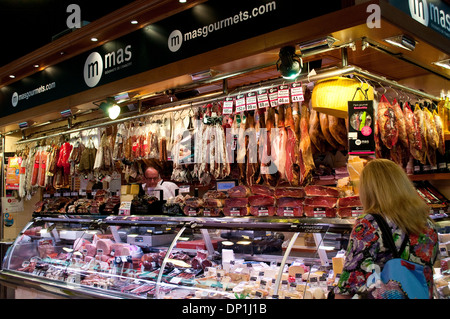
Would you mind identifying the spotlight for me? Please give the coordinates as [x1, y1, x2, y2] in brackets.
[432, 59, 450, 70]
[99, 97, 121, 120]
[384, 34, 416, 51]
[276, 46, 303, 80]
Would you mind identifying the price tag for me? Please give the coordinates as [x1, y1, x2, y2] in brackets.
[277, 85, 290, 104]
[257, 89, 270, 109]
[269, 88, 278, 107]
[230, 207, 241, 216]
[235, 94, 246, 113]
[223, 97, 234, 114]
[246, 92, 257, 111]
[290, 82, 304, 102]
[283, 207, 294, 217]
[313, 207, 326, 217]
[258, 207, 269, 216]
[351, 207, 364, 217]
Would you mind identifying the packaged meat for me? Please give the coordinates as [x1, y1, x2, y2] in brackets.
[337, 196, 362, 208]
[183, 206, 202, 216]
[248, 195, 275, 207]
[276, 206, 303, 217]
[184, 197, 204, 208]
[304, 185, 339, 197]
[277, 197, 304, 207]
[202, 207, 222, 217]
[274, 187, 305, 198]
[204, 198, 225, 207]
[225, 197, 248, 207]
[228, 185, 251, 198]
[250, 185, 274, 196]
[337, 207, 364, 218]
[303, 196, 338, 208]
[223, 206, 248, 217]
[249, 205, 276, 217]
[304, 206, 337, 218]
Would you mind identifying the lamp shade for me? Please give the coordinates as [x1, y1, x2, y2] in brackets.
[311, 77, 374, 118]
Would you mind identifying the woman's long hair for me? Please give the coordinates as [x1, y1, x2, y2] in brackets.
[359, 158, 430, 235]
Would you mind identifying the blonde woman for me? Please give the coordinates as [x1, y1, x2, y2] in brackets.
[334, 159, 440, 299]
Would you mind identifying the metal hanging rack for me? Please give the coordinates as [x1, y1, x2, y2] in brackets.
[14, 63, 439, 145]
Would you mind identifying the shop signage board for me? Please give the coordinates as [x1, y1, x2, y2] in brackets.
[388, 0, 450, 39]
[347, 100, 375, 155]
[0, 0, 341, 118]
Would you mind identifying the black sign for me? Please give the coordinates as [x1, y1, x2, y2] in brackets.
[348, 100, 375, 155]
[0, 0, 342, 118]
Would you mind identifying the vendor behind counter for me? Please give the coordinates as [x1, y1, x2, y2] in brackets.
[138, 159, 179, 201]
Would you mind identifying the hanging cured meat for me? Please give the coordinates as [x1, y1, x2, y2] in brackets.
[261, 106, 278, 186]
[245, 111, 258, 186]
[319, 113, 340, 149]
[434, 110, 445, 155]
[328, 115, 347, 148]
[423, 106, 439, 151]
[284, 103, 300, 186]
[273, 105, 287, 182]
[38, 149, 48, 187]
[414, 103, 428, 164]
[309, 109, 328, 153]
[31, 150, 40, 187]
[392, 99, 408, 148]
[403, 102, 424, 162]
[299, 95, 315, 186]
[377, 95, 398, 149]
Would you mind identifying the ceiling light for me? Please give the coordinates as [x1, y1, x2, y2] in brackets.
[33, 64, 39, 68]
[179, 0, 187, 3]
[90, 37, 98, 42]
[432, 59, 450, 70]
[298, 36, 337, 55]
[99, 97, 121, 120]
[276, 46, 303, 80]
[9, 75, 15, 79]
[384, 34, 416, 51]
[130, 20, 138, 25]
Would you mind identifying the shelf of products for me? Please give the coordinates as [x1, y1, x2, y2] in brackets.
[0, 215, 354, 299]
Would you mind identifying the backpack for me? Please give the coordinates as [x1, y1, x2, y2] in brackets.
[366, 214, 430, 299]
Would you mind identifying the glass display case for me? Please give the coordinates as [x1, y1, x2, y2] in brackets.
[0, 215, 354, 299]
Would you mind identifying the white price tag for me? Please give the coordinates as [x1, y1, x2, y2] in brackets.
[223, 97, 234, 114]
[277, 85, 290, 104]
[269, 88, 278, 107]
[257, 89, 270, 108]
[290, 83, 304, 102]
[246, 92, 257, 111]
[235, 94, 246, 113]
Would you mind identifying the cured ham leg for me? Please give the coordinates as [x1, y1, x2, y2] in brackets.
[413, 103, 427, 164]
[245, 111, 258, 186]
[261, 107, 278, 186]
[328, 115, 347, 149]
[309, 109, 328, 153]
[299, 94, 315, 186]
[377, 95, 398, 149]
[284, 103, 299, 186]
[403, 102, 423, 162]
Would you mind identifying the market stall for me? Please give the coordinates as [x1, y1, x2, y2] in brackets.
[0, 0, 448, 299]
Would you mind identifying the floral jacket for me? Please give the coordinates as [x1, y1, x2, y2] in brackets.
[334, 213, 440, 298]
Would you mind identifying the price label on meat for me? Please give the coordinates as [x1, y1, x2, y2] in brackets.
[235, 94, 246, 113]
[223, 97, 234, 114]
[290, 82, 304, 102]
[257, 89, 270, 108]
[313, 207, 326, 217]
[269, 88, 278, 107]
[277, 85, 290, 104]
[257, 207, 269, 216]
[246, 92, 257, 111]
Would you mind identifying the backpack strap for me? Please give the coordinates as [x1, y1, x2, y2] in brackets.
[371, 213, 409, 258]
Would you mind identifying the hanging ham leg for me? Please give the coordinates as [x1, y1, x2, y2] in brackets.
[319, 113, 340, 149]
[328, 115, 348, 149]
[299, 91, 315, 186]
[261, 107, 278, 186]
[245, 111, 258, 186]
[309, 109, 328, 153]
[284, 103, 300, 186]
[404, 102, 423, 162]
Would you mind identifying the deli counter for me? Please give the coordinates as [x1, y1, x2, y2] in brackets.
[0, 215, 354, 299]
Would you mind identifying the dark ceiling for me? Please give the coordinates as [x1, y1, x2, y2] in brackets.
[0, 0, 136, 68]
